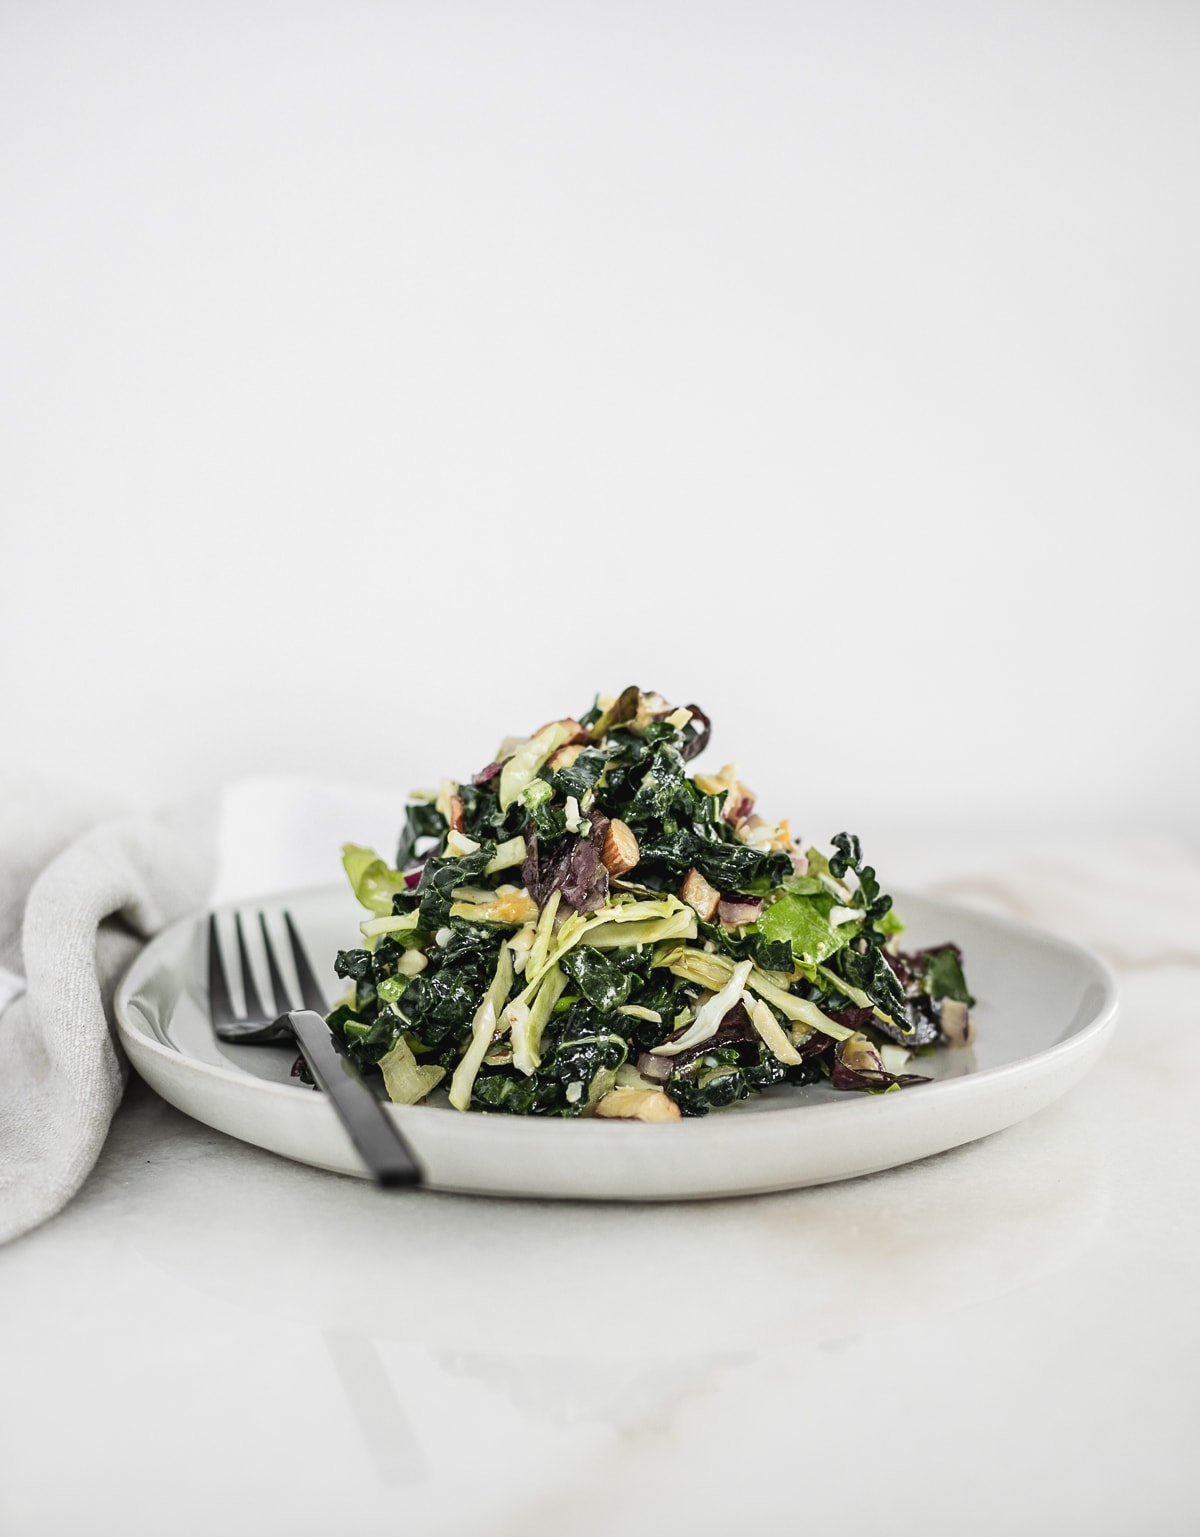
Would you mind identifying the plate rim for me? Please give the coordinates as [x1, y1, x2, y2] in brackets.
[114, 883, 1121, 1143]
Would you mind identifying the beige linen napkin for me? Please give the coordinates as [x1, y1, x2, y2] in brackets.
[0, 778, 213, 1244]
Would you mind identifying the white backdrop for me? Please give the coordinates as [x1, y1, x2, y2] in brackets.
[3, 1, 1197, 857]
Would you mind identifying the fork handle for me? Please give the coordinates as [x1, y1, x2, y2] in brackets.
[287, 1010, 424, 1188]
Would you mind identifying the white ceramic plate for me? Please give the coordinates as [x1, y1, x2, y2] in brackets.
[115, 885, 1118, 1201]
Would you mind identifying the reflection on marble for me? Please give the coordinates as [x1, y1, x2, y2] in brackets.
[431, 1345, 752, 1434]
[324, 1331, 429, 1487]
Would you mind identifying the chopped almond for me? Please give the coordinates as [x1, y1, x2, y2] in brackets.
[940, 999, 975, 1047]
[594, 1087, 681, 1122]
[548, 742, 584, 771]
[679, 867, 720, 923]
[693, 762, 755, 824]
[724, 788, 756, 825]
[601, 818, 640, 876]
[448, 794, 465, 832]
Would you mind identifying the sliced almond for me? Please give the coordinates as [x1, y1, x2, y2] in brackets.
[601, 818, 640, 876]
[679, 867, 720, 923]
[448, 794, 465, 832]
[594, 1087, 681, 1123]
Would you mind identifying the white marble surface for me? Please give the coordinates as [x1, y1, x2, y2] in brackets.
[2, 940, 1198, 1535]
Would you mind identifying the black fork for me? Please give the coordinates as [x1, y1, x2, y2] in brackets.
[207, 911, 423, 1188]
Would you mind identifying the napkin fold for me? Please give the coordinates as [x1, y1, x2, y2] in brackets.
[2, 772, 1198, 1247]
[0, 783, 214, 1244]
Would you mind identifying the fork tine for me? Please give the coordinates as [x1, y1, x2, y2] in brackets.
[207, 914, 239, 1027]
[283, 911, 327, 1013]
[258, 912, 293, 1017]
[234, 912, 267, 1022]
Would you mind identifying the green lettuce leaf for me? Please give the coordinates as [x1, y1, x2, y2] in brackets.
[378, 1034, 445, 1105]
[758, 891, 856, 967]
[342, 844, 411, 916]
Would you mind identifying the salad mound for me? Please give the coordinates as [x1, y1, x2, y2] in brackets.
[327, 689, 976, 1120]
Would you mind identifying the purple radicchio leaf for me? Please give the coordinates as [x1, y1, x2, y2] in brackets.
[522, 830, 572, 907]
[830, 1036, 930, 1093]
[558, 833, 609, 913]
[679, 703, 712, 761]
[522, 819, 610, 913]
[830, 1060, 931, 1092]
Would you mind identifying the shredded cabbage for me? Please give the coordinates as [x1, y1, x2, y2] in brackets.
[448, 943, 514, 1111]
[510, 964, 569, 1076]
[653, 961, 753, 1056]
[498, 722, 573, 810]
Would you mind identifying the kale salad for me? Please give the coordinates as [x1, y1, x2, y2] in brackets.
[327, 689, 975, 1121]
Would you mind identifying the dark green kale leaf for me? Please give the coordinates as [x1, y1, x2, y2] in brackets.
[334, 948, 373, 983]
[369, 937, 410, 978]
[386, 912, 505, 1053]
[436, 922, 506, 967]
[836, 943, 909, 1027]
[458, 783, 528, 845]
[475, 1016, 632, 1117]
[589, 739, 650, 816]
[612, 969, 682, 1050]
[398, 964, 486, 1051]
[636, 829, 791, 896]
[541, 1032, 629, 1101]
[327, 1002, 399, 1069]
[331, 935, 408, 1014]
[471, 1072, 565, 1115]
[552, 748, 608, 800]
[396, 802, 447, 868]
[628, 743, 688, 820]
[829, 832, 894, 927]
[414, 847, 496, 929]
[694, 919, 794, 972]
[529, 793, 568, 845]
[665, 1044, 792, 1116]
[559, 945, 636, 1012]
